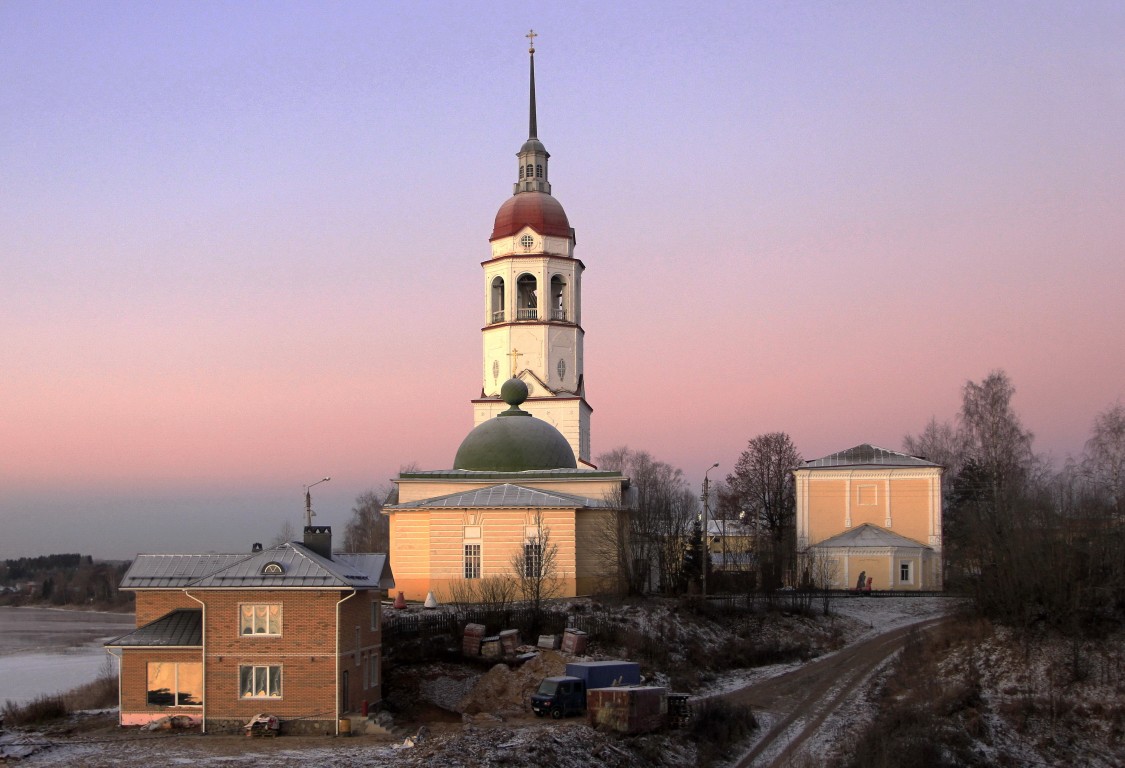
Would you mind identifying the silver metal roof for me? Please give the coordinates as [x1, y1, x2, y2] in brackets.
[804, 444, 940, 469]
[106, 609, 202, 648]
[814, 523, 931, 550]
[121, 544, 393, 590]
[389, 483, 610, 510]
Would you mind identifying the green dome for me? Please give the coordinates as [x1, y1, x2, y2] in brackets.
[453, 378, 577, 472]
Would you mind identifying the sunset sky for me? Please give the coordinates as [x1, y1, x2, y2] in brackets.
[2, 2, 1123, 560]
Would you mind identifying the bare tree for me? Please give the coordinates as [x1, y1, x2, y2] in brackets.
[510, 510, 561, 627]
[797, 548, 840, 615]
[271, 519, 297, 547]
[595, 447, 698, 594]
[1084, 401, 1125, 515]
[958, 370, 1035, 503]
[342, 490, 391, 553]
[722, 433, 802, 596]
[903, 416, 963, 500]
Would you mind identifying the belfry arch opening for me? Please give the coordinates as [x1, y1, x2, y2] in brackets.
[550, 275, 567, 321]
[490, 277, 505, 323]
[516, 274, 538, 320]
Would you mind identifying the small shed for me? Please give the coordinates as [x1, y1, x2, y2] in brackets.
[587, 686, 667, 734]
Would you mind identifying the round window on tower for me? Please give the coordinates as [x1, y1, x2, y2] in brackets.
[520, 234, 534, 251]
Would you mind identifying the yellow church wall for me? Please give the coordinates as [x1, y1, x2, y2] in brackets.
[888, 477, 932, 544]
[394, 476, 624, 506]
[807, 478, 847, 545]
[575, 508, 622, 595]
[848, 556, 888, 590]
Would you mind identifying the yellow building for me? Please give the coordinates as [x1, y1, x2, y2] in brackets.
[794, 444, 943, 591]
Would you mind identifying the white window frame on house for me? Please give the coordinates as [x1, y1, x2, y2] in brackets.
[371, 598, 380, 631]
[146, 661, 203, 707]
[899, 561, 913, 584]
[464, 542, 482, 579]
[240, 603, 281, 636]
[368, 650, 380, 688]
[239, 664, 282, 698]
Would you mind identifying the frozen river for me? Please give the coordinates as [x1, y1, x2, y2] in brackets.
[0, 606, 135, 706]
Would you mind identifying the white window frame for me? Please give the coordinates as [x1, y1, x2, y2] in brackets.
[239, 664, 282, 699]
[368, 651, 380, 688]
[524, 539, 542, 578]
[240, 603, 281, 636]
[371, 598, 380, 632]
[146, 661, 202, 708]
[464, 542, 482, 579]
[899, 561, 913, 584]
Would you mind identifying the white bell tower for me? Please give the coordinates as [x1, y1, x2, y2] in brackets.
[472, 32, 593, 466]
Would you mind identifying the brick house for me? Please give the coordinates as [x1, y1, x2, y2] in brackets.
[105, 526, 393, 734]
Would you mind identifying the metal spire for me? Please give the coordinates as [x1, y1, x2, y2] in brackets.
[526, 29, 538, 139]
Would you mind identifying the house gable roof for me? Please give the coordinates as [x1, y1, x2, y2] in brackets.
[389, 482, 610, 510]
[120, 544, 393, 590]
[814, 523, 931, 550]
[803, 443, 940, 469]
[106, 608, 202, 648]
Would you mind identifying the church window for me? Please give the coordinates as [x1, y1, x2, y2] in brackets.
[520, 234, 534, 250]
[525, 164, 533, 178]
[490, 277, 505, 323]
[856, 485, 877, 506]
[239, 665, 282, 698]
[240, 604, 281, 635]
[899, 561, 913, 584]
[147, 662, 202, 707]
[516, 274, 538, 320]
[535, 164, 542, 178]
[524, 540, 542, 578]
[519, 165, 524, 179]
[464, 544, 481, 579]
[550, 275, 566, 321]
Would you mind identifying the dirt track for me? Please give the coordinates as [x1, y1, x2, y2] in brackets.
[727, 616, 949, 767]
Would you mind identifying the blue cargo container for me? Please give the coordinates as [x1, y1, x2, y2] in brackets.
[565, 661, 640, 690]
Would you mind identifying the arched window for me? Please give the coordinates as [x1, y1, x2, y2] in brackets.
[490, 277, 505, 323]
[516, 274, 538, 320]
[261, 562, 284, 575]
[535, 164, 543, 178]
[519, 165, 524, 179]
[550, 275, 566, 321]
[525, 164, 533, 179]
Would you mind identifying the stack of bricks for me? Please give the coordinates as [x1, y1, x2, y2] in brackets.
[499, 629, 521, 655]
[561, 628, 588, 654]
[462, 623, 486, 656]
[481, 636, 501, 658]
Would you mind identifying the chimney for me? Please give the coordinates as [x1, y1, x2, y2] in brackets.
[252, 542, 263, 553]
[303, 525, 332, 560]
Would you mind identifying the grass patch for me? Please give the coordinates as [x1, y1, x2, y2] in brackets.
[688, 698, 758, 767]
[2, 693, 69, 726]
[2, 657, 117, 727]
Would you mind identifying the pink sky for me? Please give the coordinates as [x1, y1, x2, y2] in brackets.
[2, 2, 1123, 559]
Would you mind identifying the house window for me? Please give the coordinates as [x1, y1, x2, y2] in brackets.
[147, 662, 202, 707]
[371, 599, 380, 631]
[355, 627, 361, 666]
[240, 604, 281, 635]
[900, 561, 912, 583]
[369, 651, 380, 688]
[464, 543, 481, 579]
[262, 562, 283, 575]
[524, 540, 542, 578]
[239, 665, 282, 698]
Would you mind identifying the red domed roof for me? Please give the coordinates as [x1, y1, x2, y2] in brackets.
[490, 192, 571, 241]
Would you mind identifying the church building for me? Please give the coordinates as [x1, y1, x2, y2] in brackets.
[383, 35, 629, 602]
[794, 444, 943, 590]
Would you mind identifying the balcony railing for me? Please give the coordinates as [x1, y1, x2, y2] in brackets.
[490, 310, 505, 324]
[551, 309, 567, 321]
[516, 308, 538, 321]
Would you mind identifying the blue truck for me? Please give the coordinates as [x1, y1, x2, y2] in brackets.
[530, 661, 641, 718]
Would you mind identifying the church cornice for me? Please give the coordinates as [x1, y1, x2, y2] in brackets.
[480, 320, 585, 333]
[482, 254, 585, 269]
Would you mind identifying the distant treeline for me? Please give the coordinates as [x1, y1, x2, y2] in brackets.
[0, 554, 133, 609]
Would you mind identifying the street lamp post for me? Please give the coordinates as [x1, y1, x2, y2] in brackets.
[701, 462, 719, 599]
[304, 477, 331, 527]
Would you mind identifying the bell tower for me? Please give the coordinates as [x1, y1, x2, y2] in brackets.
[472, 32, 593, 466]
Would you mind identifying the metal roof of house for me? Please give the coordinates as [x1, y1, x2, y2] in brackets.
[388, 483, 610, 510]
[120, 543, 393, 590]
[106, 609, 202, 648]
[814, 524, 931, 550]
[803, 444, 940, 469]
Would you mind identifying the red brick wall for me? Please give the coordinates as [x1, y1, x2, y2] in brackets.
[337, 591, 384, 712]
[133, 591, 200, 626]
[119, 648, 203, 721]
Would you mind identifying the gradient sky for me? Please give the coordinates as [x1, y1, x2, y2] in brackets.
[2, 2, 1123, 560]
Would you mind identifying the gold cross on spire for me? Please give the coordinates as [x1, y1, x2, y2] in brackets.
[526, 29, 537, 53]
[507, 348, 523, 377]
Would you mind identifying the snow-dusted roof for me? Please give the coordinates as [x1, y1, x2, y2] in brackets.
[388, 483, 611, 510]
[106, 609, 202, 648]
[814, 524, 931, 550]
[804, 444, 940, 469]
[121, 543, 393, 590]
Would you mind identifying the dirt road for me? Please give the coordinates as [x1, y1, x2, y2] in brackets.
[727, 616, 949, 768]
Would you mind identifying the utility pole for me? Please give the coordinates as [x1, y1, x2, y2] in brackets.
[701, 462, 719, 598]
